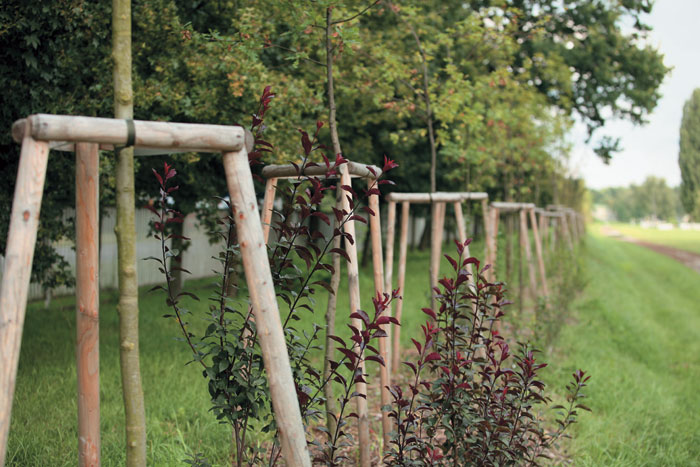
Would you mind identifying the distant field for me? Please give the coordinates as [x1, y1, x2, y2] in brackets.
[608, 223, 700, 255]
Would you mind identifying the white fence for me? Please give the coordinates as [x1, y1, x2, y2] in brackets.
[0, 203, 437, 302]
[0, 208, 225, 301]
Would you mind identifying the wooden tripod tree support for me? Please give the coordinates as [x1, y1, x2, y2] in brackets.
[383, 191, 490, 376]
[535, 208, 567, 255]
[259, 161, 391, 459]
[0, 114, 311, 467]
[487, 202, 549, 308]
[546, 205, 581, 250]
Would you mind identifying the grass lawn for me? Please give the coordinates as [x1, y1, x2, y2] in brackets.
[545, 225, 700, 466]
[15, 224, 696, 466]
[7, 237, 485, 465]
[608, 222, 700, 255]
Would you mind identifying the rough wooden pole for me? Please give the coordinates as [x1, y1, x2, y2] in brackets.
[75, 143, 101, 466]
[261, 178, 278, 244]
[538, 212, 547, 256]
[366, 179, 392, 450]
[454, 202, 472, 260]
[339, 167, 370, 467]
[430, 202, 446, 311]
[454, 202, 477, 298]
[383, 200, 396, 376]
[529, 209, 549, 298]
[0, 134, 50, 465]
[481, 198, 491, 277]
[113, 0, 146, 463]
[392, 201, 410, 376]
[561, 214, 574, 251]
[222, 148, 311, 467]
[519, 210, 537, 306]
[489, 207, 500, 281]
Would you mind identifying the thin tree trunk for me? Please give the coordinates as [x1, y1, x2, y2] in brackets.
[170, 219, 185, 297]
[113, 1, 146, 464]
[326, 8, 370, 465]
[323, 208, 342, 436]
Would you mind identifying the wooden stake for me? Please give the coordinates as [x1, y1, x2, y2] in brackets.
[489, 207, 500, 281]
[75, 143, 101, 466]
[0, 134, 50, 465]
[222, 148, 311, 467]
[538, 211, 547, 256]
[561, 214, 574, 251]
[383, 201, 396, 376]
[454, 202, 477, 296]
[430, 202, 446, 312]
[339, 167, 370, 467]
[367, 179, 392, 449]
[481, 198, 491, 277]
[529, 209, 549, 298]
[392, 202, 410, 376]
[261, 178, 278, 244]
[520, 210, 537, 305]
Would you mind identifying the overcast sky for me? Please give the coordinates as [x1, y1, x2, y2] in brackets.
[570, 0, 700, 190]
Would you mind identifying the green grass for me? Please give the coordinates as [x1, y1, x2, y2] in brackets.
[16, 226, 699, 466]
[545, 225, 700, 466]
[609, 222, 700, 255]
[7, 239, 470, 465]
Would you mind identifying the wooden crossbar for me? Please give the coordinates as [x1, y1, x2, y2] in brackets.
[386, 191, 488, 203]
[12, 114, 253, 155]
[261, 160, 382, 179]
[490, 201, 536, 211]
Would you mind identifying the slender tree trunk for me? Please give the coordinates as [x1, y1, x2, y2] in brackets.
[326, 9, 371, 465]
[170, 219, 185, 297]
[113, 1, 146, 464]
[323, 225, 341, 437]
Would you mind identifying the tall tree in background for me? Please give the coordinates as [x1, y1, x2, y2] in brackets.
[113, 0, 147, 464]
[679, 88, 700, 220]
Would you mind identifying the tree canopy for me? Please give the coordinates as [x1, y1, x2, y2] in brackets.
[679, 88, 700, 220]
[0, 0, 669, 288]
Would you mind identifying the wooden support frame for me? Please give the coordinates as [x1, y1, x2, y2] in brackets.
[259, 160, 386, 463]
[486, 202, 548, 314]
[383, 191, 490, 377]
[1, 114, 311, 467]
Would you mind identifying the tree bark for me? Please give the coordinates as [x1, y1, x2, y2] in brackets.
[323, 203, 342, 437]
[113, 1, 147, 464]
[169, 219, 185, 297]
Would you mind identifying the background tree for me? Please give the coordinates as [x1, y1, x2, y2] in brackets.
[679, 88, 700, 220]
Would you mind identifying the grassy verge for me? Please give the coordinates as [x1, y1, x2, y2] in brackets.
[545, 226, 700, 466]
[608, 222, 700, 255]
[4, 230, 572, 465]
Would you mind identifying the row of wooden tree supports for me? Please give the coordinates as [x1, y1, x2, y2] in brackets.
[0, 114, 584, 467]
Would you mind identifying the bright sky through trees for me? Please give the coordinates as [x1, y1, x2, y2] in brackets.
[576, 0, 700, 189]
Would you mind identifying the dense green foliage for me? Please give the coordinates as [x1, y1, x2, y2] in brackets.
[679, 88, 700, 220]
[1, 1, 667, 288]
[591, 176, 683, 222]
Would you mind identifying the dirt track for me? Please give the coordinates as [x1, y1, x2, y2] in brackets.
[601, 226, 700, 274]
